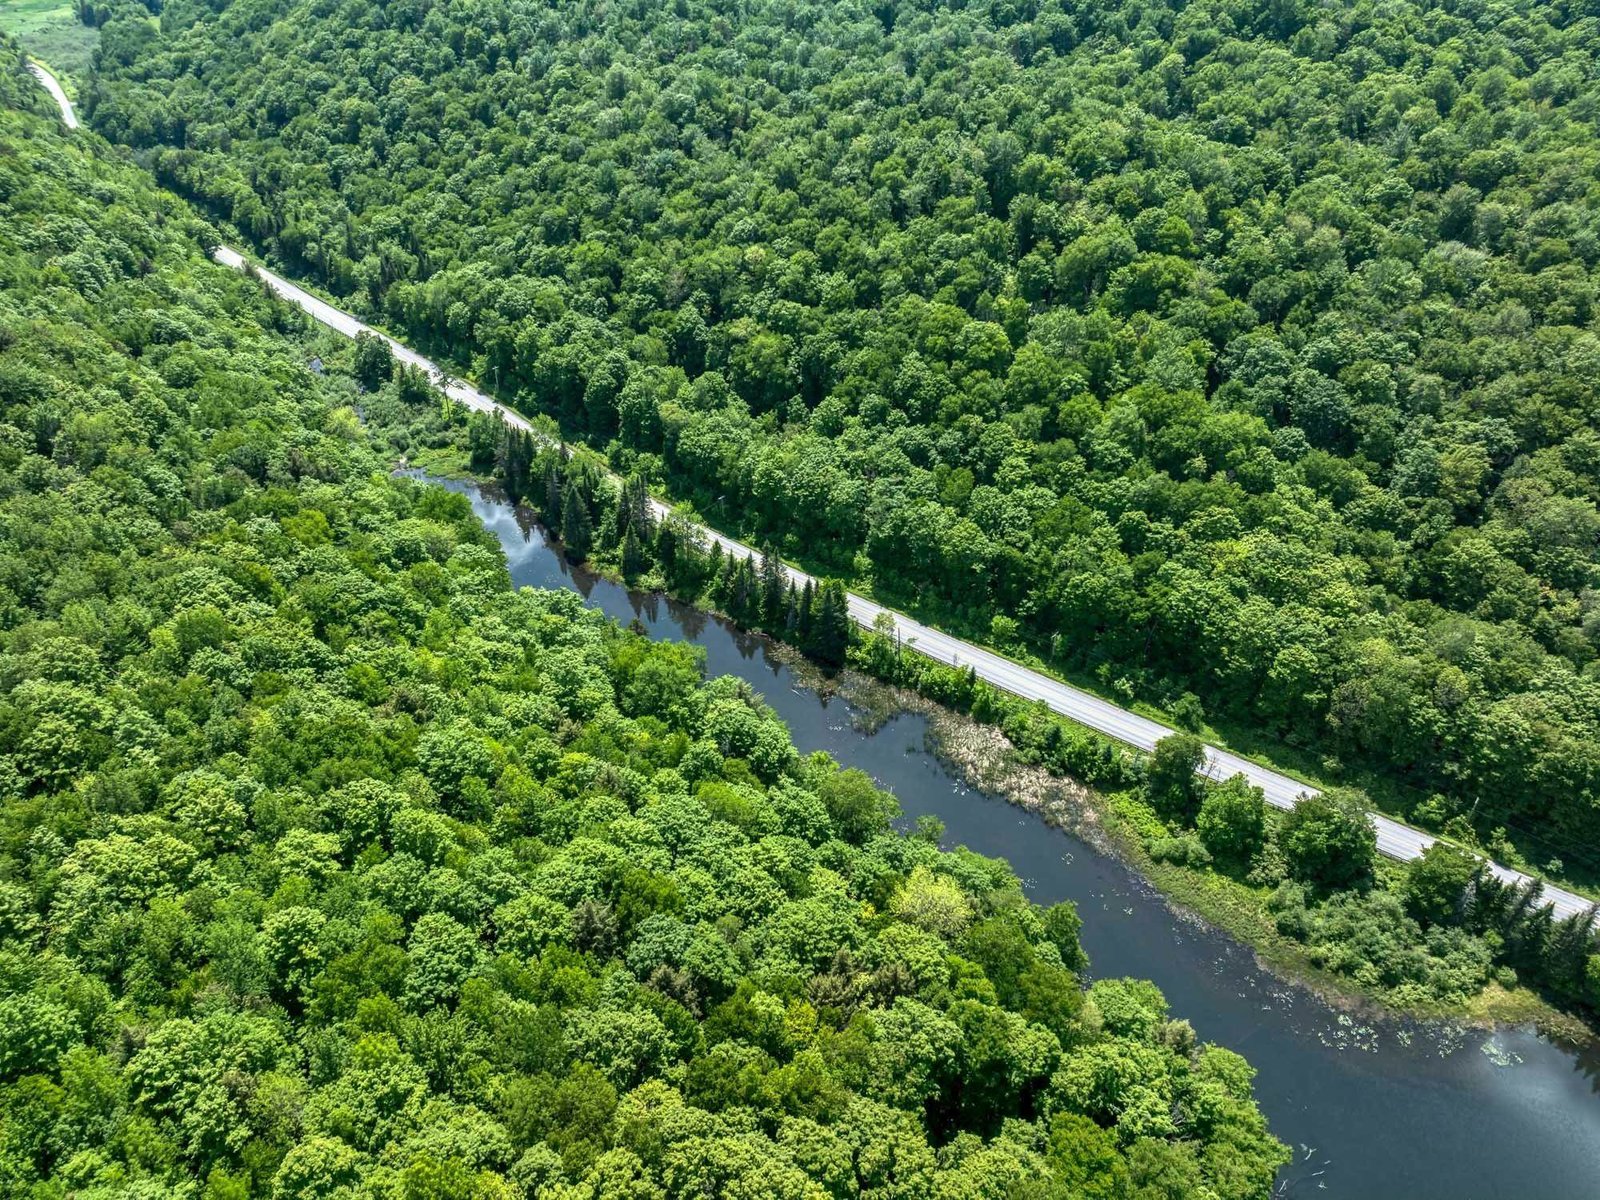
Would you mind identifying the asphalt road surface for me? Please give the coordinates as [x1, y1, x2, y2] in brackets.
[31, 65, 1595, 923]
[27, 61, 78, 129]
[218, 246, 1592, 920]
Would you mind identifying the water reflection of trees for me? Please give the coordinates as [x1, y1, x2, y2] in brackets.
[631, 590, 662, 626]
[758, 639, 787, 678]
[669, 599, 707, 642]
[728, 623, 761, 661]
[512, 502, 540, 544]
[1567, 1033, 1600, 1095]
[567, 564, 598, 599]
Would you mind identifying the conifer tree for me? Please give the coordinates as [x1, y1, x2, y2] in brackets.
[502, 427, 533, 502]
[541, 461, 563, 529]
[712, 548, 736, 605]
[808, 579, 851, 666]
[759, 542, 786, 628]
[621, 524, 648, 578]
[731, 556, 759, 624]
[621, 474, 654, 542]
[783, 581, 801, 639]
[596, 501, 621, 552]
[657, 522, 679, 586]
[798, 578, 816, 642]
[560, 479, 594, 559]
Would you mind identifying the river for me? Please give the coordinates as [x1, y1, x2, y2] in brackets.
[435, 475, 1600, 1199]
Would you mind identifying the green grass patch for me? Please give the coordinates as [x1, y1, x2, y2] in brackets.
[400, 442, 472, 480]
[2, 1, 99, 87]
[1107, 790, 1169, 843]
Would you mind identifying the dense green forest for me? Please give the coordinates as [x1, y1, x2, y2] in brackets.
[83, 0, 1600, 876]
[0, 50, 1286, 1198]
[468, 408, 1600, 1020]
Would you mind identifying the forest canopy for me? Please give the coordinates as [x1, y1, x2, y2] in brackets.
[0, 48, 1286, 1199]
[83, 0, 1600, 872]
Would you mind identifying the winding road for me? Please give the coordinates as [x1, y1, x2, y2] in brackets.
[27, 60, 78, 129]
[32, 68, 1597, 923]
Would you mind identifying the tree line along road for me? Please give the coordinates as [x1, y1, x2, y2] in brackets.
[32, 68, 1597, 924]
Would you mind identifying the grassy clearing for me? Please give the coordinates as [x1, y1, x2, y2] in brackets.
[401, 442, 472, 479]
[1, 0, 98, 87]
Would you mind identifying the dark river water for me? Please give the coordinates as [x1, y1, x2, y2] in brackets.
[438, 476, 1600, 1199]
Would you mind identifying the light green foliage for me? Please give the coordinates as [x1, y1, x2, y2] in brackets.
[1402, 843, 1480, 928]
[0, 46, 1288, 1199]
[888, 866, 974, 939]
[1300, 891, 1493, 1006]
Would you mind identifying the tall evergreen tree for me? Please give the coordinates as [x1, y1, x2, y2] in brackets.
[621, 473, 654, 542]
[759, 542, 786, 628]
[657, 522, 679, 586]
[560, 479, 594, 559]
[621, 524, 648, 578]
[502, 427, 533, 502]
[783, 581, 801, 639]
[808, 579, 851, 666]
[541, 461, 563, 529]
[798, 578, 816, 642]
[712, 548, 736, 605]
[731, 556, 759, 624]
[596, 500, 621, 552]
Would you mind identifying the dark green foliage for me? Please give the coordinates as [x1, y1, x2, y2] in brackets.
[1042, 902, 1089, 975]
[81, 0, 1600, 869]
[0, 87, 1288, 1199]
[1279, 790, 1379, 893]
[806, 579, 852, 667]
[1196, 776, 1267, 866]
[558, 479, 593, 559]
[1145, 735, 1207, 824]
[619, 524, 647, 579]
[814, 767, 898, 845]
[352, 332, 393, 392]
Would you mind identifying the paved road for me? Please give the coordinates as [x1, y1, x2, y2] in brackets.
[27, 60, 79, 129]
[31, 66, 1595, 922]
[214, 248, 1592, 922]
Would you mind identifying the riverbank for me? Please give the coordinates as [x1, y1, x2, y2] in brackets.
[785, 644, 1594, 1044]
[431, 450, 1594, 1044]
[434, 467, 1600, 1200]
[180, 220, 1600, 921]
